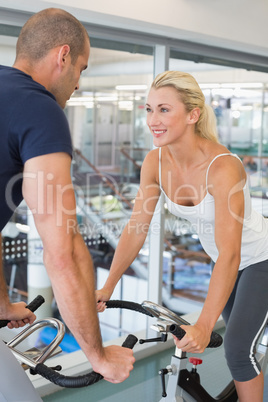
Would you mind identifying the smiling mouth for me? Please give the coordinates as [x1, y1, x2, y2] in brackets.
[152, 130, 166, 137]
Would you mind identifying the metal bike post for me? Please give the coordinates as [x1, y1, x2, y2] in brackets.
[159, 348, 194, 402]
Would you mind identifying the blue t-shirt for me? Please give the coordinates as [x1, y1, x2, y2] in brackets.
[0, 65, 73, 231]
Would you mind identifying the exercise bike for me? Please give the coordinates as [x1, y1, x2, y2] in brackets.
[105, 300, 267, 401]
[138, 300, 268, 401]
[0, 297, 267, 401]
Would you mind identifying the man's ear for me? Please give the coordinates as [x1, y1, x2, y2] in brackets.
[57, 44, 71, 69]
[188, 107, 200, 124]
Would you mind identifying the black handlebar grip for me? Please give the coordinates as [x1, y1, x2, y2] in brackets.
[26, 295, 45, 313]
[33, 333, 138, 388]
[0, 295, 45, 328]
[206, 331, 223, 348]
[169, 324, 186, 340]
[34, 363, 104, 388]
[122, 334, 138, 349]
[169, 324, 223, 348]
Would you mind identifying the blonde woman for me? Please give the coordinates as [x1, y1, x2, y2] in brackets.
[96, 71, 268, 401]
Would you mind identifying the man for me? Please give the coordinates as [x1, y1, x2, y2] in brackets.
[0, 7, 135, 389]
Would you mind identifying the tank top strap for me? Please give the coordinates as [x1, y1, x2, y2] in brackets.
[158, 147, 162, 188]
[205, 153, 242, 188]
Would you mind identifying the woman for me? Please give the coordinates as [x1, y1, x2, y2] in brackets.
[96, 71, 268, 401]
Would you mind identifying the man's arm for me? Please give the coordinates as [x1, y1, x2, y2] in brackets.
[0, 234, 36, 328]
[22, 152, 134, 383]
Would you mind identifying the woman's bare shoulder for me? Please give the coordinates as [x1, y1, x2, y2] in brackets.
[141, 148, 160, 183]
[142, 148, 160, 166]
[208, 151, 246, 188]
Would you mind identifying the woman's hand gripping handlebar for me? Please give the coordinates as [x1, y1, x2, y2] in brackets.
[169, 323, 223, 348]
[139, 300, 223, 349]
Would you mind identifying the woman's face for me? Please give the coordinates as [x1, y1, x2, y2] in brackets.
[146, 86, 192, 147]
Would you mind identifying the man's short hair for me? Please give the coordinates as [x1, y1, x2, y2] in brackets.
[16, 8, 89, 64]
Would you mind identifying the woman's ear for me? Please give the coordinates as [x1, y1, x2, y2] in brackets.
[188, 108, 200, 124]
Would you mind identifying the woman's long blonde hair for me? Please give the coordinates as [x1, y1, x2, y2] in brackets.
[151, 71, 219, 143]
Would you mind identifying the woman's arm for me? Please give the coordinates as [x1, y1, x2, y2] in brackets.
[176, 156, 246, 352]
[96, 150, 161, 305]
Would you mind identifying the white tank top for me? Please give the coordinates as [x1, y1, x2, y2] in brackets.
[159, 148, 268, 269]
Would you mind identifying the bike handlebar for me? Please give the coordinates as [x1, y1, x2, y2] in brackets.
[3, 298, 222, 388]
[33, 334, 138, 388]
[106, 300, 223, 348]
[1, 296, 138, 388]
[28, 301, 143, 387]
[169, 323, 223, 348]
[106, 300, 154, 317]
[0, 295, 45, 328]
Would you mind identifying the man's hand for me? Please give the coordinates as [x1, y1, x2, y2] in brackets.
[1, 302, 36, 329]
[92, 345, 135, 383]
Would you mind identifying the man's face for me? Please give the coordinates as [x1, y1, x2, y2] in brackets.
[52, 39, 90, 108]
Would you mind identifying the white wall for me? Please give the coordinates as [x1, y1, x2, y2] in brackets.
[0, 0, 267, 57]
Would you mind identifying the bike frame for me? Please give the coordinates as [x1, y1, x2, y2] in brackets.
[0, 318, 64, 402]
[156, 319, 268, 402]
[7, 318, 64, 370]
